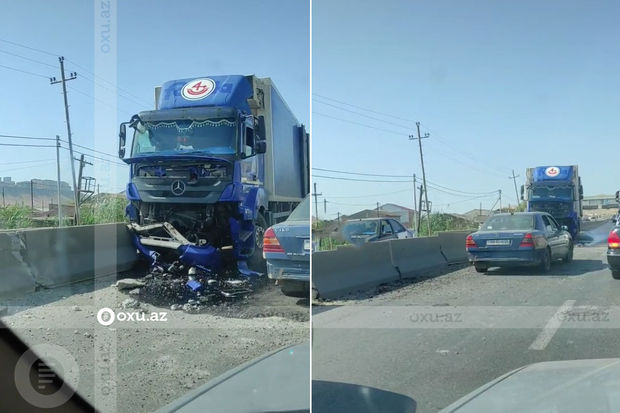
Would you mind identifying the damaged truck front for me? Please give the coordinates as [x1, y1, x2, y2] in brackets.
[118, 75, 309, 277]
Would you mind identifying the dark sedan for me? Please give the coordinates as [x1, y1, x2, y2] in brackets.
[466, 212, 573, 273]
[340, 217, 414, 246]
[607, 225, 620, 279]
[263, 195, 310, 297]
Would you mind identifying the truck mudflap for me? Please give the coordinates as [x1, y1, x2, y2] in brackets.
[127, 221, 261, 301]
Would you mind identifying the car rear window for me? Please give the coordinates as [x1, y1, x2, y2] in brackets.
[287, 195, 310, 222]
[482, 215, 535, 231]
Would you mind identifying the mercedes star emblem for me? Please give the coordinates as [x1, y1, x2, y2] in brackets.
[171, 180, 186, 196]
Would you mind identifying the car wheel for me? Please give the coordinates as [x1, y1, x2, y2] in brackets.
[562, 242, 574, 263]
[248, 213, 267, 271]
[612, 270, 620, 280]
[540, 248, 551, 273]
[474, 263, 488, 273]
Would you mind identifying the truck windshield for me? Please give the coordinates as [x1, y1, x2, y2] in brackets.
[131, 118, 237, 156]
[530, 186, 573, 200]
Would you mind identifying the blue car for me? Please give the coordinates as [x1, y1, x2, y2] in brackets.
[263, 195, 310, 297]
[466, 212, 573, 273]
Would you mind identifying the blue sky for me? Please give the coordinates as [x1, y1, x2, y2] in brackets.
[312, 0, 620, 218]
[0, 0, 309, 194]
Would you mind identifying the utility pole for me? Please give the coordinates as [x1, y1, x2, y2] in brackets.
[413, 173, 417, 230]
[323, 198, 327, 215]
[2, 187, 4, 207]
[509, 170, 520, 206]
[76, 154, 93, 205]
[417, 185, 424, 235]
[30, 180, 34, 211]
[50, 56, 79, 225]
[410, 123, 431, 236]
[376, 202, 380, 218]
[337, 212, 340, 223]
[55, 135, 62, 227]
[313, 182, 322, 222]
[499, 189, 502, 212]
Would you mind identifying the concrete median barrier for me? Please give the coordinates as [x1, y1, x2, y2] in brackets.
[312, 241, 399, 299]
[0, 224, 138, 296]
[389, 237, 446, 277]
[0, 231, 35, 297]
[21, 223, 138, 287]
[438, 231, 471, 264]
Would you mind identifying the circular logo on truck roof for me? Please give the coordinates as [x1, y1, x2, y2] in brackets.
[545, 167, 560, 177]
[181, 78, 216, 100]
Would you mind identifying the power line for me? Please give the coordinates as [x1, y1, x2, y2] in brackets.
[314, 93, 418, 124]
[314, 100, 413, 130]
[0, 143, 56, 148]
[314, 93, 511, 177]
[313, 167, 496, 196]
[313, 167, 411, 178]
[0, 37, 58, 57]
[0, 63, 48, 79]
[59, 139, 119, 160]
[66, 58, 150, 107]
[313, 112, 404, 136]
[313, 174, 411, 183]
[59, 146, 126, 167]
[327, 200, 378, 207]
[0, 134, 55, 141]
[0, 158, 55, 166]
[0, 48, 56, 68]
[76, 71, 149, 108]
[67, 85, 134, 116]
[324, 188, 412, 199]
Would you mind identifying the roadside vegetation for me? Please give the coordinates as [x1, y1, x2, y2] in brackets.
[416, 213, 478, 237]
[0, 195, 127, 230]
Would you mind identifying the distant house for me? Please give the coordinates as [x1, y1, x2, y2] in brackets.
[338, 203, 415, 228]
[463, 208, 492, 224]
[378, 203, 416, 227]
[341, 209, 400, 221]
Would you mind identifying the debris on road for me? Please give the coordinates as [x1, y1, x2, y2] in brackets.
[121, 298, 140, 309]
[116, 259, 260, 314]
[115, 278, 146, 290]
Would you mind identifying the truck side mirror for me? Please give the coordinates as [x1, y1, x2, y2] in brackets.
[579, 185, 584, 200]
[254, 140, 266, 154]
[119, 123, 127, 159]
[616, 191, 619, 203]
[256, 116, 266, 141]
[520, 185, 524, 200]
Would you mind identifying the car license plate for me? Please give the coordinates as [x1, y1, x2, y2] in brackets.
[304, 239, 310, 251]
[487, 239, 511, 246]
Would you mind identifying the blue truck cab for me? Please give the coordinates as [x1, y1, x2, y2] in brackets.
[521, 165, 583, 239]
[118, 75, 309, 274]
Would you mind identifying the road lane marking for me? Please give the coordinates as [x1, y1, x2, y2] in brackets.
[529, 300, 576, 350]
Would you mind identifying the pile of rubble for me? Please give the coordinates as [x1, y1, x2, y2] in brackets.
[115, 261, 257, 313]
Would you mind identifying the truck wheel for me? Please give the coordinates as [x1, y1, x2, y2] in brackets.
[540, 248, 551, 273]
[280, 280, 309, 298]
[563, 242, 574, 263]
[248, 213, 267, 271]
[474, 263, 488, 273]
[612, 270, 620, 280]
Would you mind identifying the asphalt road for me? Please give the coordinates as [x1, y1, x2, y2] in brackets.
[1, 272, 308, 413]
[313, 221, 619, 413]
